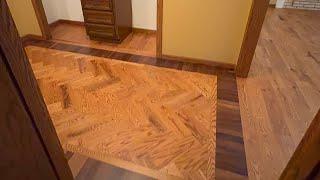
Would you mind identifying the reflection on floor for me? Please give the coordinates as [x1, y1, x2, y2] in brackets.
[50, 22, 156, 57]
[67, 152, 154, 180]
[238, 8, 320, 179]
[26, 46, 217, 179]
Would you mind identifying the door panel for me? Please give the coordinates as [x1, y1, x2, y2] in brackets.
[0, 51, 56, 180]
[0, 1, 73, 179]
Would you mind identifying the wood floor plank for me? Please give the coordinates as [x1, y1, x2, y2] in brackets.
[26, 46, 217, 180]
[238, 8, 320, 179]
[23, 29, 247, 179]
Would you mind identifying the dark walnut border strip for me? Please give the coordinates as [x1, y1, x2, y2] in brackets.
[23, 38, 248, 179]
[216, 75, 248, 179]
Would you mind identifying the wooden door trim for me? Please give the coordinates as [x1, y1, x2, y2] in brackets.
[0, 1, 72, 179]
[236, 0, 270, 77]
[31, 0, 52, 39]
[280, 109, 320, 179]
[156, 0, 163, 58]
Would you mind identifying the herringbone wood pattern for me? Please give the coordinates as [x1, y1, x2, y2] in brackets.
[25, 46, 217, 180]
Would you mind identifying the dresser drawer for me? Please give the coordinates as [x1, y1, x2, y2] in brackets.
[82, 0, 112, 11]
[84, 10, 114, 25]
[85, 23, 116, 39]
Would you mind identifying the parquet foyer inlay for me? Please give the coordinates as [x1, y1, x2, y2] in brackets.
[25, 46, 217, 180]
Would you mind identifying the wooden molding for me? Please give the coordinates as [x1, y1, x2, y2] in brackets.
[156, 0, 163, 58]
[49, 19, 85, 28]
[162, 54, 235, 71]
[132, 28, 156, 33]
[280, 109, 320, 179]
[31, 0, 52, 39]
[236, 0, 270, 77]
[50, 20, 156, 35]
[21, 34, 45, 45]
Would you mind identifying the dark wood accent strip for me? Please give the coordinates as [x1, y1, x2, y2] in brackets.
[0, 1, 73, 179]
[31, 0, 52, 39]
[216, 74, 248, 178]
[236, 0, 270, 78]
[280, 109, 320, 180]
[23, 38, 234, 76]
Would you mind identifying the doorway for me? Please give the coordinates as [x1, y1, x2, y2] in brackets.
[33, 0, 163, 58]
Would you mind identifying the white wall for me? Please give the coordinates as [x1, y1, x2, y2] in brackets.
[42, 0, 84, 23]
[42, 0, 157, 30]
[132, 0, 157, 30]
[276, 0, 285, 8]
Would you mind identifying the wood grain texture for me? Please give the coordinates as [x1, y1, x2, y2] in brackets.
[23, 36, 248, 179]
[236, 0, 270, 77]
[216, 74, 248, 179]
[26, 46, 217, 180]
[0, 1, 73, 179]
[238, 8, 320, 179]
[280, 109, 320, 179]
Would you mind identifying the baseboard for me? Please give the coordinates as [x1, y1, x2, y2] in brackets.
[269, 4, 276, 8]
[49, 19, 84, 28]
[132, 28, 156, 33]
[21, 34, 45, 44]
[161, 54, 235, 71]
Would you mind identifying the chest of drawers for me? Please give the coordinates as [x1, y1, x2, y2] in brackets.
[80, 0, 132, 43]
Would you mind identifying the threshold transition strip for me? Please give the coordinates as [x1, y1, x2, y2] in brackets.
[23, 38, 248, 179]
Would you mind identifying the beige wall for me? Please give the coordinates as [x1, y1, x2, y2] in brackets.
[7, 0, 42, 37]
[162, 0, 252, 64]
[270, 0, 277, 4]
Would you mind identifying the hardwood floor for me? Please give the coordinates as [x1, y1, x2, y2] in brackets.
[50, 22, 156, 57]
[26, 46, 217, 179]
[21, 7, 320, 180]
[238, 8, 320, 179]
[23, 37, 248, 179]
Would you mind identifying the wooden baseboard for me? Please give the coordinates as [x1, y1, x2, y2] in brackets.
[161, 54, 235, 71]
[132, 28, 156, 33]
[269, 4, 276, 8]
[21, 34, 45, 44]
[49, 19, 84, 28]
